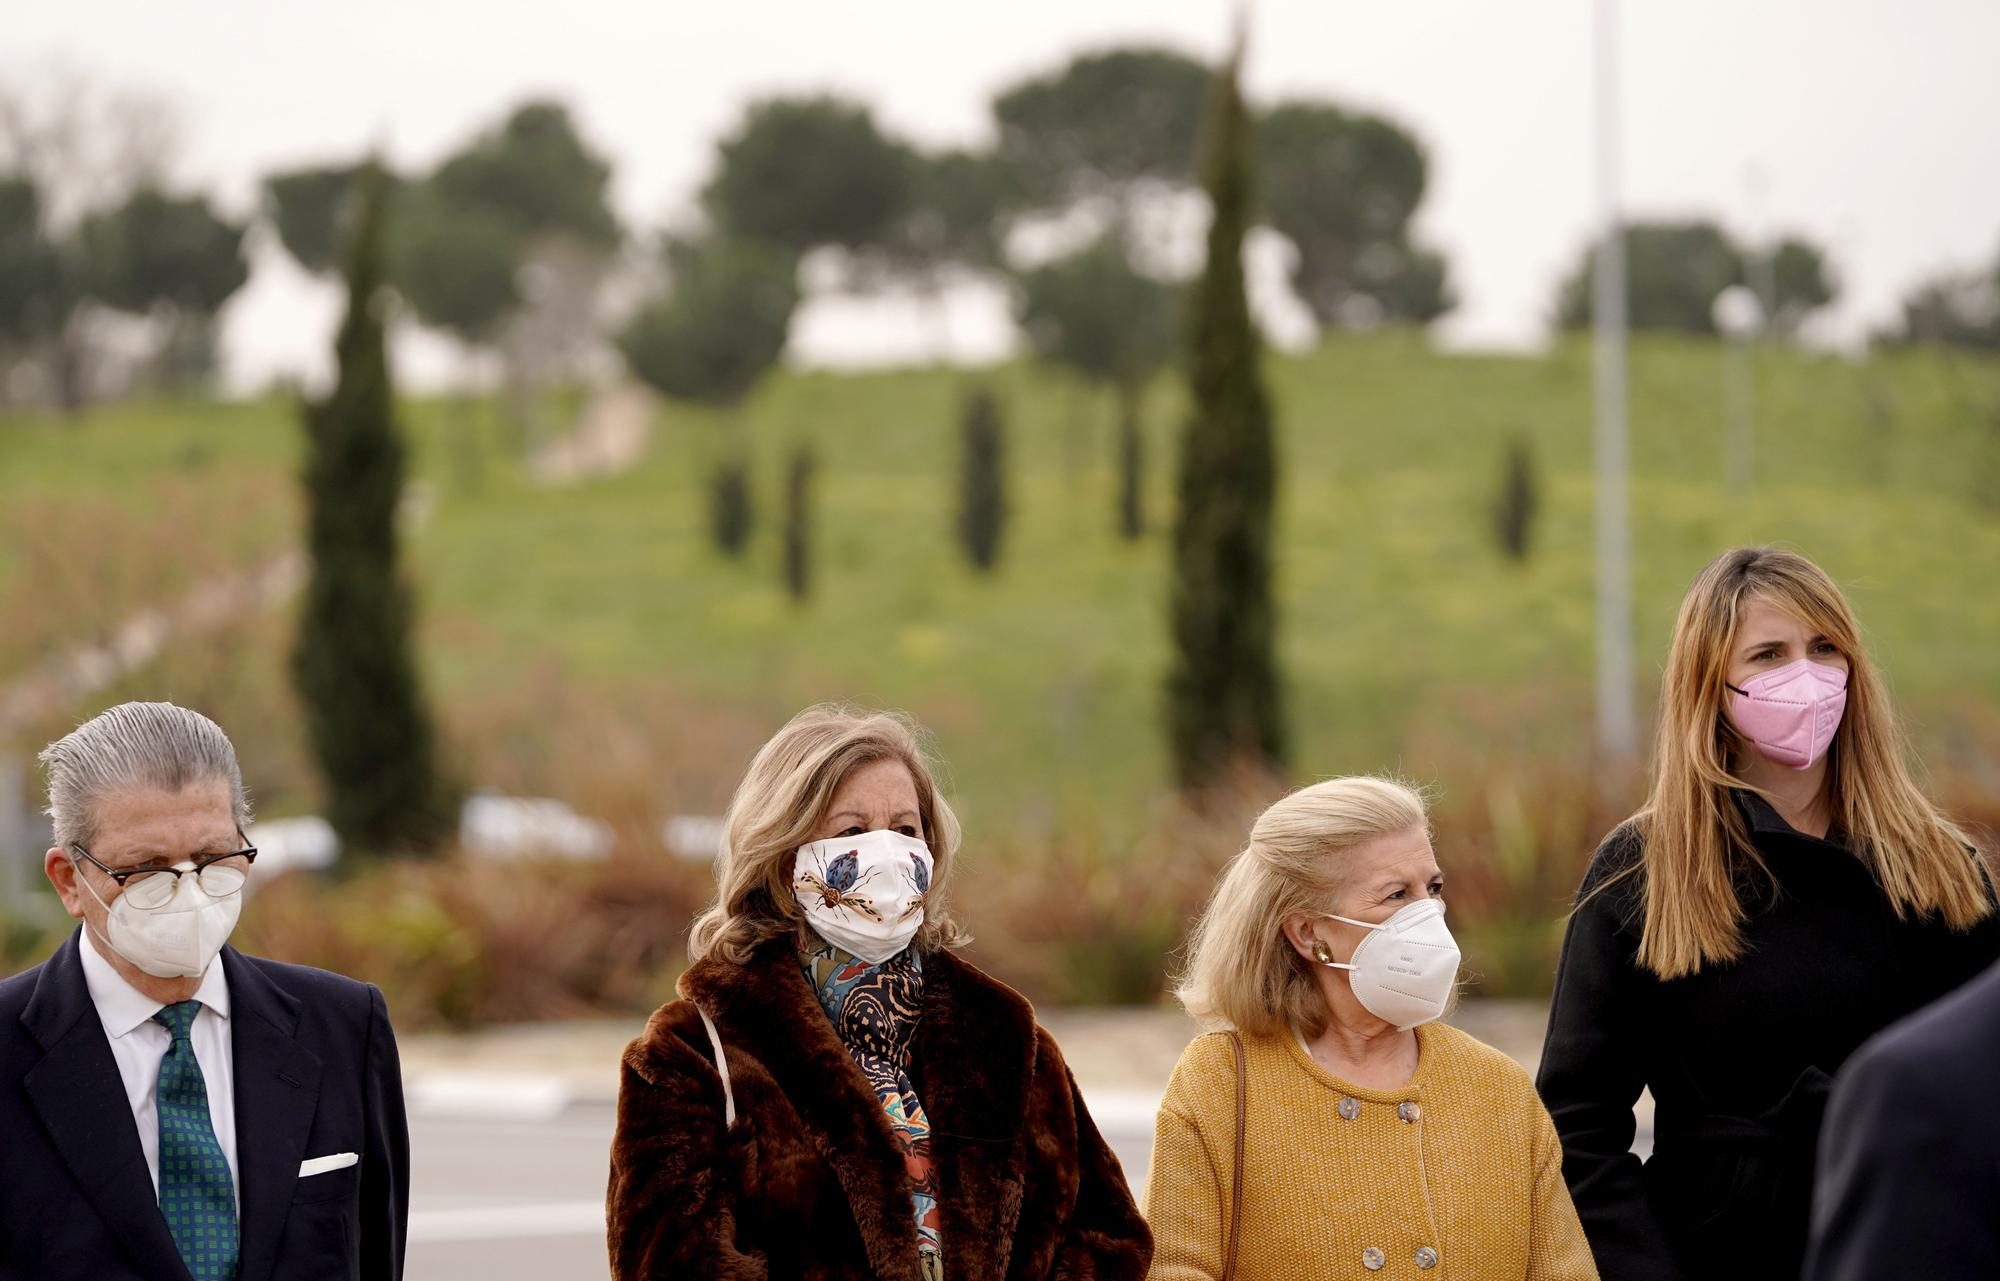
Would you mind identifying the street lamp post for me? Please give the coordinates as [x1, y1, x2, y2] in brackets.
[1713, 284, 1764, 493]
[1592, 0, 1639, 762]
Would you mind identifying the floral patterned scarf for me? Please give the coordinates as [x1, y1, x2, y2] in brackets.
[801, 937, 945, 1281]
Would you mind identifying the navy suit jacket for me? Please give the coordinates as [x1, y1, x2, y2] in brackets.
[1807, 954, 2000, 1280]
[0, 930, 409, 1281]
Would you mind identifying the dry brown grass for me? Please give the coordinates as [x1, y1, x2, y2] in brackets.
[237, 845, 711, 1028]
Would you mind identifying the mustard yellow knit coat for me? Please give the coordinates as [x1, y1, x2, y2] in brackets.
[1143, 1023, 1597, 1280]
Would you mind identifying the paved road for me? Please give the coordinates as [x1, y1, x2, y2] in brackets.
[408, 1110, 613, 1280]
[405, 1102, 1160, 1280]
[407, 1101, 1650, 1279]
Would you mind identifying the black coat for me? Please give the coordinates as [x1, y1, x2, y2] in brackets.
[1806, 955, 2000, 1279]
[1536, 792, 2000, 1281]
[0, 930, 410, 1281]
[606, 940, 1151, 1281]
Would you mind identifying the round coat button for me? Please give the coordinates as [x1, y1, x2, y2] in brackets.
[1397, 1101, 1421, 1124]
[1338, 1097, 1361, 1121]
[1362, 1246, 1386, 1271]
[1416, 1245, 1439, 1269]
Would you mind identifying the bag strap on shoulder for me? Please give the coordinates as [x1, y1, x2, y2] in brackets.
[1224, 1030, 1246, 1281]
[696, 1004, 736, 1127]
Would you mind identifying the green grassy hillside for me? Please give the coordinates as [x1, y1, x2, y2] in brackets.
[4, 334, 1997, 831]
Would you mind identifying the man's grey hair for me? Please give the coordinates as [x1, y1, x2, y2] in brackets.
[38, 701, 252, 848]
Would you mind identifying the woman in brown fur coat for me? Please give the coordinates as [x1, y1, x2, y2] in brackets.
[607, 704, 1152, 1281]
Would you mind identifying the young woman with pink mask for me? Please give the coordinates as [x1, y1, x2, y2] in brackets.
[1535, 547, 1999, 1281]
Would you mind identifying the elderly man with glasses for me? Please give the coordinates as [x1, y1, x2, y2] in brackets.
[0, 701, 409, 1281]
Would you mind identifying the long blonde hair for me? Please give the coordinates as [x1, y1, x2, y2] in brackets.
[1175, 776, 1429, 1038]
[1630, 546, 1992, 978]
[686, 703, 967, 965]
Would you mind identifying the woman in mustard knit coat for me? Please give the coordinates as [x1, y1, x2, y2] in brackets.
[1145, 777, 1596, 1281]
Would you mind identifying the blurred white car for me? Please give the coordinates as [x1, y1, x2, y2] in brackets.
[243, 815, 341, 882]
[460, 793, 613, 861]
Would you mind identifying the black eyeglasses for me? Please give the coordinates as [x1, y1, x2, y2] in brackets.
[69, 837, 258, 909]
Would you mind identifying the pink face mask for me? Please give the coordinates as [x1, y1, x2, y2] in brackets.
[1726, 659, 1848, 770]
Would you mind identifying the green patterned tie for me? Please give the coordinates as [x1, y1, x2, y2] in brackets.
[152, 1000, 239, 1281]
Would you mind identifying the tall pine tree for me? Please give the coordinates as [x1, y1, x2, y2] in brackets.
[1166, 42, 1287, 791]
[293, 166, 453, 854]
[958, 386, 1007, 571]
[782, 443, 815, 601]
[1493, 435, 1538, 562]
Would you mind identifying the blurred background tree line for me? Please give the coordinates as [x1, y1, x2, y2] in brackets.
[15, 45, 1992, 421]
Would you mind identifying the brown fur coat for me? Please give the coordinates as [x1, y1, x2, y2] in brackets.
[605, 940, 1151, 1280]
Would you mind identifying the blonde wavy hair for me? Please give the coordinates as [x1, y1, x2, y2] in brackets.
[686, 703, 967, 966]
[1625, 546, 1993, 978]
[1175, 776, 1430, 1038]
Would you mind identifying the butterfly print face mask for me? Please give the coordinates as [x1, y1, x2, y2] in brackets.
[793, 829, 934, 963]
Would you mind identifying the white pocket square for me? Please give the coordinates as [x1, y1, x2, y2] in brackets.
[299, 1152, 358, 1178]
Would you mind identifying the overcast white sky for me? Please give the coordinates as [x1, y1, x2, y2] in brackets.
[7, 0, 1999, 391]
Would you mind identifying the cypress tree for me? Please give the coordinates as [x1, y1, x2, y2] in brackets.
[710, 456, 754, 557]
[1493, 434, 1538, 561]
[1166, 44, 1287, 791]
[782, 443, 814, 600]
[958, 386, 1006, 572]
[292, 166, 453, 854]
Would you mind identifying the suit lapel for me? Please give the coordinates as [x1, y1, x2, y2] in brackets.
[20, 930, 195, 1281]
[914, 950, 1035, 1281]
[223, 948, 324, 1281]
[681, 944, 922, 1281]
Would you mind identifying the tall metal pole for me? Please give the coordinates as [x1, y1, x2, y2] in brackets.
[1592, 0, 1639, 761]
[1738, 164, 1773, 494]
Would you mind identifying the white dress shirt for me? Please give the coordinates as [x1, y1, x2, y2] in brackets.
[78, 925, 240, 1211]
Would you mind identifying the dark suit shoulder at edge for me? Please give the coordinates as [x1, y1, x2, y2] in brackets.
[1845, 955, 2000, 1088]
